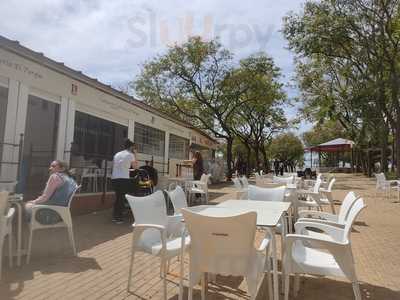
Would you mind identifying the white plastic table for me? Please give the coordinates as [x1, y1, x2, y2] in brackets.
[8, 194, 24, 266]
[179, 200, 291, 300]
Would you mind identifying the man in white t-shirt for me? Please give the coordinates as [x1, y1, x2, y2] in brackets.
[111, 139, 138, 224]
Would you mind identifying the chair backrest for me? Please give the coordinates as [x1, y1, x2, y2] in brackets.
[273, 175, 295, 185]
[126, 191, 168, 244]
[0, 191, 9, 218]
[200, 174, 211, 193]
[232, 177, 243, 190]
[248, 185, 286, 202]
[338, 191, 359, 224]
[375, 172, 385, 182]
[326, 177, 336, 192]
[182, 209, 257, 276]
[343, 198, 366, 242]
[313, 178, 322, 193]
[167, 185, 187, 214]
[67, 185, 81, 209]
[240, 176, 249, 188]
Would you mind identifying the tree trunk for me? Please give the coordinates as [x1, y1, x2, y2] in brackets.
[260, 145, 269, 173]
[381, 124, 389, 173]
[392, 131, 395, 173]
[396, 115, 400, 177]
[362, 151, 368, 175]
[245, 143, 251, 177]
[253, 145, 260, 173]
[226, 137, 234, 181]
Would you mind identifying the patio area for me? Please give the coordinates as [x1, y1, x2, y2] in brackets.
[1, 173, 400, 300]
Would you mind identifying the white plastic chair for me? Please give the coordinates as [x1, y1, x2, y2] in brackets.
[296, 178, 329, 211]
[319, 177, 337, 213]
[126, 191, 190, 300]
[81, 167, 99, 192]
[247, 185, 290, 234]
[248, 185, 287, 202]
[284, 198, 366, 300]
[168, 185, 188, 214]
[297, 191, 359, 228]
[26, 185, 80, 264]
[303, 173, 322, 189]
[232, 177, 247, 199]
[374, 172, 398, 199]
[240, 175, 249, 189]
[0, 191, 15, 280]
[181, 208, 272, 300]
[273, 175, 295, 185]
[187, 174, 211, 205]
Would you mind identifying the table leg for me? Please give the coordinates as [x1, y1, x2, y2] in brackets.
[15, 202, 22, 266]
[179, 228, 186, 300]
[288, 209, 293, 234]
[269, 227, 279, 300]
[281, 215, 287, 294]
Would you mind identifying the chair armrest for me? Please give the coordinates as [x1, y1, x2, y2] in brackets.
[5, 207, 15, 219]
[297, 218, 345, 229]
[285, 233, 348, 248]
[257, 230, 271, 252]
[5, 207, 15, 226]
[31, 204, 69, 216]
[132, 223, 166, 231]
[193, 182, 206, 189]
[295, 221, 345, 242]
[131, 224, 168, 248]
[387, 180, 398, 184]
[285, 234, 355, 274]
[297, 189, 316, 195]
[297, 210, 338, 221]
[167, 215, 184, 237]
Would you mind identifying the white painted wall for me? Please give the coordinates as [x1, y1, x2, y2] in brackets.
[0, 47, 216, 184]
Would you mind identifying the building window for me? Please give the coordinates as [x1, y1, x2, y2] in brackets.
[71, 111, 127, 193]
[21, 95, 60, 198]
[0, 86, 9, 175]
[169, 134, 189, 160]
[134, 122, 165, 157]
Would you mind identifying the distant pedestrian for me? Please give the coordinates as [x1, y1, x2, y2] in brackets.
[192, 151, 204, 180]
[274, 160, 279, 176]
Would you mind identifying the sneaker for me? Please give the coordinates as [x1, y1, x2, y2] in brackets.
[112, 218, 124, 224]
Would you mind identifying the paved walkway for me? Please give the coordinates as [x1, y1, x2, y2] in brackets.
[1, 173, 400, 299]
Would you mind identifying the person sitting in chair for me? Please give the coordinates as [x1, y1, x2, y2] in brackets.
[25, 160, 78, 224]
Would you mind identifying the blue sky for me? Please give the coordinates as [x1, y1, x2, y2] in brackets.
[0, 0, 312, 134]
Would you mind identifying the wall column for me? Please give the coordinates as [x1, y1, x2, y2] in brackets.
[64, 98, 76, 162]
[1, 81, 28, 182]
[128, 119, 135, 141]
[56, 96, 69, 160]
[0, 79, 18, 181]
[164, 132, 170, 175]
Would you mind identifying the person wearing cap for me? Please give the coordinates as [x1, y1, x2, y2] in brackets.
[111, 139, 138, 224]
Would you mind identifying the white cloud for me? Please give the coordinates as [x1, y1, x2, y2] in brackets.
[0, 0, 310, 131]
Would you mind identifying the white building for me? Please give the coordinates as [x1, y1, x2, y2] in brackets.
[0, 35, 217, 209]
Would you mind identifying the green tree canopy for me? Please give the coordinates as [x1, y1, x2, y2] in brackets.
[269, 133, 304, 168]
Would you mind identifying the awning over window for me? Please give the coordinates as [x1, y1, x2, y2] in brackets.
[306, 138, 354, 152]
